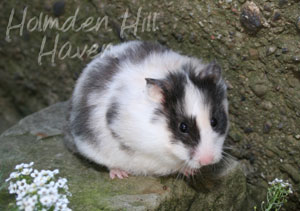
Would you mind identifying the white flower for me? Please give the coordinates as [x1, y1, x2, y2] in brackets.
[55, 201, 68, 211]
[16, 191, 27, 201]
[57, 178, 67, 188]
[7, 162, 72, 211]
[47, 181, 56, 188]
[21, 168, 33, 175]
[22, 196, 37, 211]
[34, 176, 48, 186]
[16, 200, 25, 210]
[23, 162, 34, 168]
[58, 195, 70, 204]
[8, 182, 18, 194]
[49, 194, 59, 204]
[15, 163, 25, 170]
[40, 170, 54, 178]
[16, 179, 28, 190]
[6, 172, 20, 182]
[48, 186, 58, 196]
[40, 195, 56, 207]
[27, 183, 37, 193]
[30, 169, 39, 178]
[53, 169, 59, 174]
[38, 187, 50, 196]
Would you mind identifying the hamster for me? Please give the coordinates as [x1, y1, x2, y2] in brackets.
[65, 41, 229, 179]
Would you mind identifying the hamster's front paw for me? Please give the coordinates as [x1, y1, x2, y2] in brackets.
[109, 168, 129, 179]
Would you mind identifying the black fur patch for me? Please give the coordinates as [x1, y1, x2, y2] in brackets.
[185, 63, 228, 135]
[71, 104, 96, 140]
[160, 72, 201, 148]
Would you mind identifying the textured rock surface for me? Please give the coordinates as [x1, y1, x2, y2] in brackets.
[0, 102, 253, 210]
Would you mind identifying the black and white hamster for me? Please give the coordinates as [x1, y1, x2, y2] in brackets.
[65, 41, 229, 179]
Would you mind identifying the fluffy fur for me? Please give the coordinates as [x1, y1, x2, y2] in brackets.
[65, 41, 229, 177]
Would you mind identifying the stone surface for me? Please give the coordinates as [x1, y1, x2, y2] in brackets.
[189, 164, 249, 211]
[240, 1, 263, 34]
[280, 164, 300, 183]
[0, 102, 254, 210]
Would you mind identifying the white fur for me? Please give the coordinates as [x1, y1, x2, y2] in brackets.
[70, 41, 228, 176]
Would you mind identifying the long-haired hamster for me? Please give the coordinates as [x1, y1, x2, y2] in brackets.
[65, 41, 229, 179]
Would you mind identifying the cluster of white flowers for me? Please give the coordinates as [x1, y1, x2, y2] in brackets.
[6, 162, 72, 211]
[268, 178, 293, 194]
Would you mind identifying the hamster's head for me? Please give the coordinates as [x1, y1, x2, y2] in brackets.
[146, 61, 229, 172]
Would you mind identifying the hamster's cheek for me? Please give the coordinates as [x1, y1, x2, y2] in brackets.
[168, 141, 190, 162]
[212, 135, 226, 163]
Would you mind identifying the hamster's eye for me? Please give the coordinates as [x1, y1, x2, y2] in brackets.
[210, 117, 218, 128]
[179, 122, 188, 133]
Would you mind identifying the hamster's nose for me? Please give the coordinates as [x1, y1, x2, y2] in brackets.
[199, 155, 214, 166]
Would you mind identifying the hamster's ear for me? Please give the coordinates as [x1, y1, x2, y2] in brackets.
[199, 61, 222, 83]
[145, 78, 165, 103]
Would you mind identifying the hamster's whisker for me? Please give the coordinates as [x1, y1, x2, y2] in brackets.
[220, 153, 234, 169]
[175, 163, 188, 181]
[222, 145, 234, 150]
[175, 171, 182, 181]
[222, 151, 236, 161]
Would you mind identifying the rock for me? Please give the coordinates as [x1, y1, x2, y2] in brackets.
[229, 128, 243, 142]
[280, 164, 300, 183]
[263, 4, 272, 12]
[292, 56, 300, 63]
[266, 46, 277, 56]
[189, 33, 196, 44]
[265, 143, 284, 158]
[282, 47, 288, 54]
[0, 102, 255, 210]
[277, 122, 284, 130]
[53, 0, 65, 17]
[249, 48, 259, 60]
[295, 134, 300, 140]
[240, 2, 263, 34]
[287, 77, 298, 88]
[172, 33, 184, 42]
[189, 162, 250, 211]
[278, 0, 288, 7]
[244, 127, 254, 134]
[272, 11, 281, 22]
[261, 101, 273, 110]
[250, 84, 269, 98]
[263, 121, 272, 134]
[296, 16, 300, 31]
[0, 95, 22, 134]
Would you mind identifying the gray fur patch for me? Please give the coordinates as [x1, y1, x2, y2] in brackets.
[106, 101, 119, 125]
[151, 108, 164, 123]
[69, 41, 169, 144]
[64, 100, 79, 153]
[110, 129, 121, 139]
[126, 41, 168, 63]
[119, 143, 134, 154]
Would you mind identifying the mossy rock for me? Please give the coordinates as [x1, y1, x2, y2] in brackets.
[0, 102, 253, 210]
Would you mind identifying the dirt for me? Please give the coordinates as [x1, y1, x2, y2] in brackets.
[0, 0, 299, 210]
